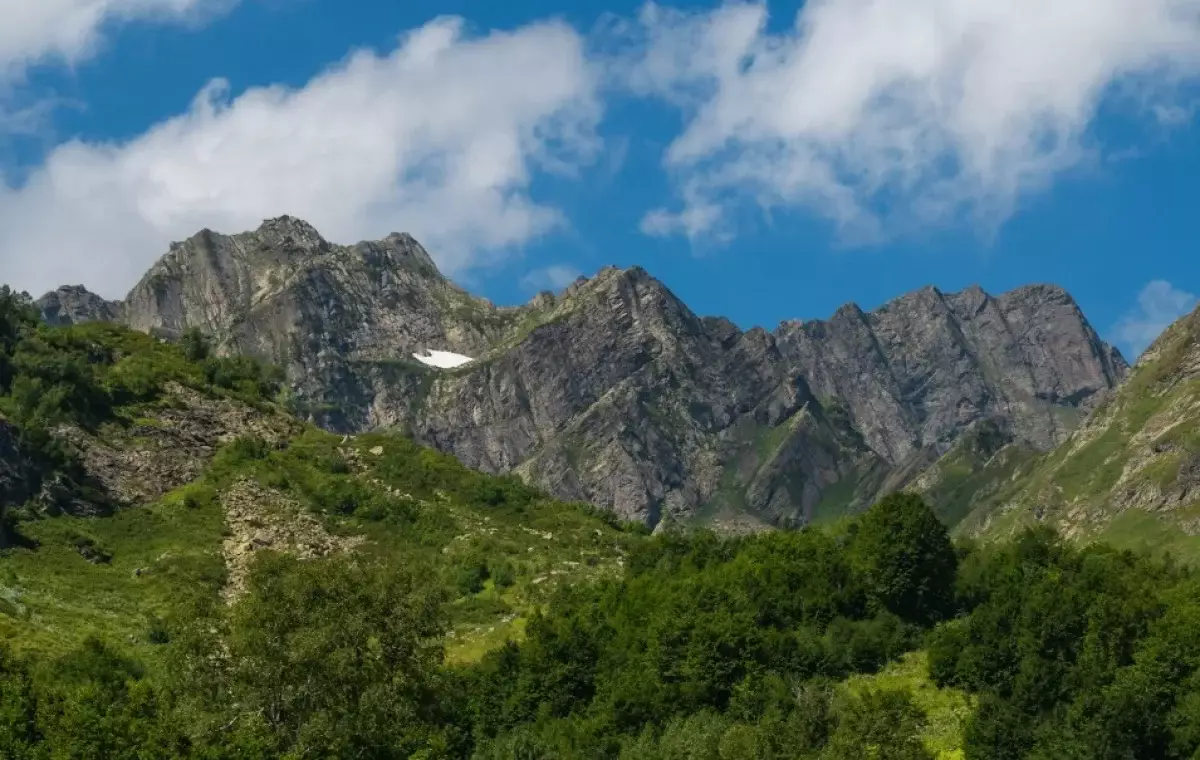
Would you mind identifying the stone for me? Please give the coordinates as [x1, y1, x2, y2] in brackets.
[36, 217, 1128, 528]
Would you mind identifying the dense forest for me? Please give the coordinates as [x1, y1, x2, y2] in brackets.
[2, 286, 1200, 759]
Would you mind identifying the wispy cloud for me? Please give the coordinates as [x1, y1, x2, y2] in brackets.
[0, 16, 602, 297]
[614, 0, 1200, 243]
[520, 264, 583, 292]
[0, 0, 237, 80]
[6, 1, 1200, 301]
[1113, 280, 1198, 359]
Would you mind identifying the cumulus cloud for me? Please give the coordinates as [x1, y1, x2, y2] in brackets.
[0, 16, 601, 298]
[615, 0, 1200, 242]
[0, 0, 233, 79]
[519, 264, 584, 292]
[1113, 280, 1198, 359]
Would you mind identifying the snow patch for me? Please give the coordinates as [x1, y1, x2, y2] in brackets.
[412, 349, 474, 369]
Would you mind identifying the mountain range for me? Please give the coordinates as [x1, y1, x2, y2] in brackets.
[34, 216, 1141, 535]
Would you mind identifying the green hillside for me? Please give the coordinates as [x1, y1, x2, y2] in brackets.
[0, 288, 639, 666]
[951, 304, 1200, 561]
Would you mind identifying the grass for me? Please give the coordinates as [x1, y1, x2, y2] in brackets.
[842, 651, 973, 760]
[1050, 425, 1129, 502]
[959, 343, 1200, 545]
[812, 472, 859, 524]
[212, 428, 642, 663]
[2, 377, 642, 671]
[924, 446, 1040, 530]
[1142, 451, 1186, 489]
[1097, 506, 1200, 566]
[0, 489, 225, 659]
[445, 615, 529, 665]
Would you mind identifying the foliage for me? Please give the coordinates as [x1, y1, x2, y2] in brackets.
[180, 552, 455, 758]
[851, 492, 958, 624]
[0, 314, 282, 527]
[456, 518, 926, 755]
[0, 287, 39, 396]
[930, 527, 1200, 759]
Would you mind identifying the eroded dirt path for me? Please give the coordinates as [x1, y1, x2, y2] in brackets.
[221, 479, 366, 603]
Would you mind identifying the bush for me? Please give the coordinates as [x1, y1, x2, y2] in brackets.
[491, 560, 517, 589]
[180, 327, 210, 362]
[455, 558, 491, 596]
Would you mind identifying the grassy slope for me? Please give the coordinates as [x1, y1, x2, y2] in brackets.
[1, 426, 639, 663]
[955, 306, 1200, 549]
[0, 321, 641, 668]
[0, 486, 225, 659]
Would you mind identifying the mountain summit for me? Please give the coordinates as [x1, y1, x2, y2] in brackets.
[37, 218, 1128, 527]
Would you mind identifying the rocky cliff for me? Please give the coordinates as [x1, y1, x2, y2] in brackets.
[37, 217, 1129, 527]
[955, 301, 1200, 557]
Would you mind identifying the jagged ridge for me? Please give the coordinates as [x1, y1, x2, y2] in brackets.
[35, 217, 1128, 527]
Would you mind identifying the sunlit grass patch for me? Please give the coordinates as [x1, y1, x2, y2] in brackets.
[843, 650, 973, 760]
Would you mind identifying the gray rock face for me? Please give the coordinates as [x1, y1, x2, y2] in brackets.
[37, 285, 124, 327]
[774, 283, 1128, 464]
[38, 218, 1129, 527]
[112, 216, 516, 431]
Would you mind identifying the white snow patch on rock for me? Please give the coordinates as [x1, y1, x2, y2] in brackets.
[412, 349, 474, 369]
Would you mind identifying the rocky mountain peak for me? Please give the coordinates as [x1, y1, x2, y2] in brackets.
[250, 215, 332, 256]
[353, 232, 443, 280]
[37, 285, 123, 327]
[773, 282, 1128, 464]
[32, 220, 1130, 527]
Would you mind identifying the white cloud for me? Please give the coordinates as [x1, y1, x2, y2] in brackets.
[1113, 280, 1198, 358]
[639, 194, 727, 240]
[0, 16, 602, 298]
[0, 0, 233, 80]
[616, 0, 1200, 242]
[519, 264, 583, 292]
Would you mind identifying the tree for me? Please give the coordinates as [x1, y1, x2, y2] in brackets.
[180, 327, 210, 362]
[963, 694, 1035, 760]
[32, 637, 189, 758]
[822, 687, 932, 760]
[219, 552, 453, 757]
[851, 493, 958, 624]
[0, 286, 38, 393]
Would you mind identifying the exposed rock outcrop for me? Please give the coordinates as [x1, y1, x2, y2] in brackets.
[960, 302, 1200, 543]
[221, 479, 366, 603]
[37, 285, 124, 326]
[38, 218, 1129, 527]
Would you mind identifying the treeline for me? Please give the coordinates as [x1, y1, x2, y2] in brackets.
[930, 527, 1200, 758]
[5, 489, 1199, 758]
[454, 493, 955, 759]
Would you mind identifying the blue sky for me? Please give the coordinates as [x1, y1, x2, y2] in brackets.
[1, 0, 1199, 359]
